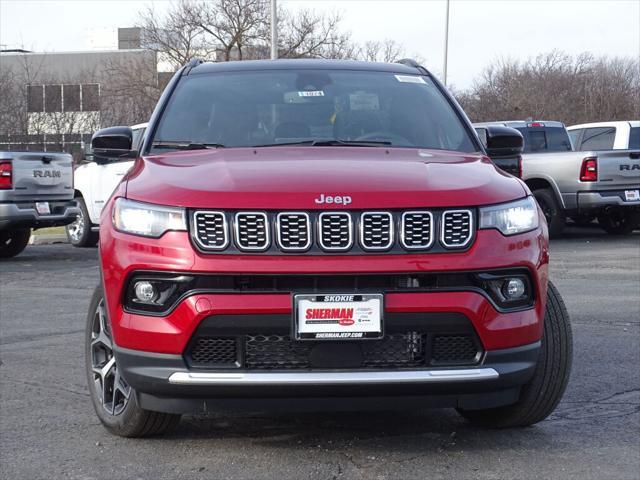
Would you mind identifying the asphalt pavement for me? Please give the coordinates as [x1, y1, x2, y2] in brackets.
[1, 226, 638, 480]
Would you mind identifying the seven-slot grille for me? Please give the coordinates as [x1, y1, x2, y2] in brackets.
[190, 210, 476, 253]
[276, 213, 311, 251]
[192, 211, 228, 250]
[318, 212, 353, 251]
[401, 211, 433, 249]
[441, 210, 473, 247]
[235, 212, 269, 250]
[360, 212, 393, 250]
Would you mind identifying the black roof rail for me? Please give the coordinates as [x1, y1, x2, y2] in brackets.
[396, 58, 431, 77]
[182, 58, 204, 76]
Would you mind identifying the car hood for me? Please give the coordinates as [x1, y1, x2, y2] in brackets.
[125, 147, 526, 209]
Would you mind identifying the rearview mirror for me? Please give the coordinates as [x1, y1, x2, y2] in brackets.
[482, 126, 524, 157]
[91, 126, 136, 162]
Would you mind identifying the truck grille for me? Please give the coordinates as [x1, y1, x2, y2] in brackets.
[187, 332, 480, 370]
[192, 211, 228, 250]
[318, 212, 352, 251]
[360, 212, 393, 250]
[235, 212, 269, 250]
[441, 210, 473, 248]
[276, 213, 311, 251]
[401, 211, 434, 249]
[190, 209, 476, 254]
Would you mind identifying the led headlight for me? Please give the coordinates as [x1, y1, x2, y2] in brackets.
[479, 196, 539, 236]
[113, 198, 186, 238]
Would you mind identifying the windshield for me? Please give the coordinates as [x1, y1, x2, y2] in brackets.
[151, 69, 477, 153]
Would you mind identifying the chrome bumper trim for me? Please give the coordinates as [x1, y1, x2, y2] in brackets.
[168, 368, 499, 385]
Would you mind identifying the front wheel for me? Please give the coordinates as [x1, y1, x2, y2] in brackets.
[85, 287, 180, 437]
[598, 210, 639, 235]
[66, 197, 99, 247]
[0, 229, 31, 258]
[457, 281, 572, 428]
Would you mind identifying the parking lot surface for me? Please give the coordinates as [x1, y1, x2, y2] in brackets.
[1, 227, 639, 480]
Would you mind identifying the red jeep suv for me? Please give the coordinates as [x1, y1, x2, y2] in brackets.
[87, 59, 572, 437]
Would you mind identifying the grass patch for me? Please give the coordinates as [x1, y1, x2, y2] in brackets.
[33, 226, 66, 236]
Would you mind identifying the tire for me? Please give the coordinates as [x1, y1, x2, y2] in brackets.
[66, 196, 99, 247]
[457, 281, 573, 428]
[0, 229, 31, 258]
[533, 188, 565, 238]
[86, 286, 181, 437]
[598, 210, 639, 235]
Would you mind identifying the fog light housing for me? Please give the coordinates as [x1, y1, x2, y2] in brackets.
[474, 271, 534, 310]
[134, 281, 156, 303]
[124, 274, 195, 315]
[503, 278, 525, 299]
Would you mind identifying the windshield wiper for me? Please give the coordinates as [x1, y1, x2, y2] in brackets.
[252, 139, 392, 148]
[152, 141, 225, 150]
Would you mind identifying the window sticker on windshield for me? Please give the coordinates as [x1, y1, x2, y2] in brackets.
[298, 91, 324, 97]
[349, 93, 379, 111]
[395, 75, 426, 84]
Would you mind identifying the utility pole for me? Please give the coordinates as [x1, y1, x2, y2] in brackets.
[443, 0, 450, 86]
[270, 0, 278, 59]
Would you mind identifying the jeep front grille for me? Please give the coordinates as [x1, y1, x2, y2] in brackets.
[360, 212, 393, 250]
[441, 210, 473, 248]
[189, 209, 476, 254]
[318, 212, 353, 251]
[192, 211, 228, 250]
[276, 212, 311, 251]
[235, 212, 269, 251]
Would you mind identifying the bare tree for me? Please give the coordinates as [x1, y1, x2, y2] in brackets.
[456, 50, 640, 125]
[277, 9, 355, 59]
[358, 39, 405, 63]
[137, 0, 216, 69]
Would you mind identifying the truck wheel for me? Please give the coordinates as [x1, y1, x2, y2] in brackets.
[457, 281, 572, 428]
[533, 188, 565, 238]
[0, 229, 31, 258]
[86, 286, 181, 437]
[66, 197, 98, 247]
[598, 210, 639, 235]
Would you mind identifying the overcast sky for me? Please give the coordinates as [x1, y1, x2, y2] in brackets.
[1, 0, 638, 89]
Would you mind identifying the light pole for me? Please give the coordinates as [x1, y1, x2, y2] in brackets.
[443, 0, 450, 86]
[271, 0, 278, 59]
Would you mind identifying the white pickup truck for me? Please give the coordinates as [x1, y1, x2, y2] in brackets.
[66, 123, 146, 247]
[568, 121, 640, 151]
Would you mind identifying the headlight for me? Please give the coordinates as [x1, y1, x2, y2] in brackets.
[479, 196, 539, 235]
[113, 198, 186, 238]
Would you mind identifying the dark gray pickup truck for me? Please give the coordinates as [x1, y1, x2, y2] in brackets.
[0, 151, 79, 257]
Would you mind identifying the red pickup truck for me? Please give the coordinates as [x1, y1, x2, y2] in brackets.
[86, 59, 572, 437]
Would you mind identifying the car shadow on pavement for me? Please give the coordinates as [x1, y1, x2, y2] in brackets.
[159, 409, 554, 453]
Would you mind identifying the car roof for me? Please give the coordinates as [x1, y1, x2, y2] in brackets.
[473, 120, 566, 128]
[189, 59, 426, 76]
[567, 121, 640, 130]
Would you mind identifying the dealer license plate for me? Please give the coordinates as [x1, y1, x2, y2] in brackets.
[294, 293, 383, 340]
[35, 202, 51, 215]
[624, 189, 639, 202]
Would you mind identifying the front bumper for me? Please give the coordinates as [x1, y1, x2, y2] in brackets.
[0, 200, 79, 230]
[115, 341, 540, 414]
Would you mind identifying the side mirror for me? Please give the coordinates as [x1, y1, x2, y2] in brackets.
[483, 126, 524, 157]
[91, 126, 136, 162]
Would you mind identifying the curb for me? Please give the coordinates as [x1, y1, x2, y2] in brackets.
[29, 234, 69, 245]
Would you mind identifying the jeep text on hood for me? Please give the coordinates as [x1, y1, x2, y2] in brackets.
[88, 59, 571, 437]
